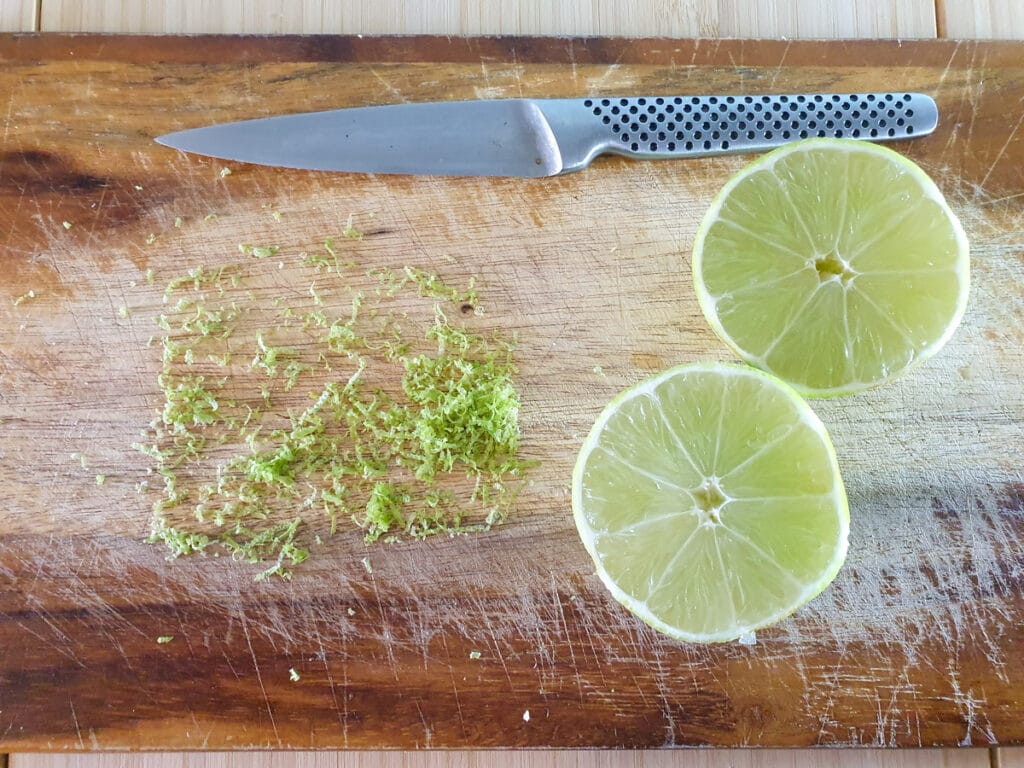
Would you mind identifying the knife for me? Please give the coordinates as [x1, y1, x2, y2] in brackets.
[156, 92, 938, 178]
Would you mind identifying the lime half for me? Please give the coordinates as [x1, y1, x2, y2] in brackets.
[572, 363, 848, 643]
[693, 138, 969, 397]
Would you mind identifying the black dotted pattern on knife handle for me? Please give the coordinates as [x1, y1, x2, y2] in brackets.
[584, 93, 925, 155]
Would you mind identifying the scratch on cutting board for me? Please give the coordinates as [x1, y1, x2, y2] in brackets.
[368, 66, 408, 103]
[439, 633, 469, 733]
[368, 572, 402, 682]
[68, 699, 85, 750]
[240, 613, 282, 748]
[658, 680, 678, 746]
[548, 573, 585, 705]
[2, 82, 17, 145]
[509, 46, 524, 98]
[188, 707, 214, 749]
[936, 40, 963, 91]
[588, 63, 622, 91]
[414, 700, 433, 748]
[567, 39, 579, 84]
[769, 40, 793, 89]
[869, 670, 919, 747]
[473, 61, 493, 99]
[943, 665, 997, 746]
[585, 40, 635, 92]
[979, 108, 1024, 190]
[961, 50, 985, 148]
[314, 628, 348, 744]
[13, 612, 85, 670]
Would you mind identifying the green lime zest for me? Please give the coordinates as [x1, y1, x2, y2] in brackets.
[138, 249, 530, 579]
[239, 244, 279, 259]
[358, 482, 410, 542]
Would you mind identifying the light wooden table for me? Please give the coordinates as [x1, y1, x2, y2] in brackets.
[1, 1, 1021, 767]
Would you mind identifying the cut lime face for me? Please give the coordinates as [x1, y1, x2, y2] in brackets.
[572, 363, 848, 643]
[693, 139, 970, 397]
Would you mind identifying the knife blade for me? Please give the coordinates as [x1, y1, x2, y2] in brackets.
[155, 93, 938, 178]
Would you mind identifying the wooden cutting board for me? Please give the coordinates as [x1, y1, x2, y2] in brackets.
[1, 35, 1022, 750]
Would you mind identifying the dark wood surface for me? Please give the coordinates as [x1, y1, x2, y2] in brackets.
[0, 35, 1022, 750]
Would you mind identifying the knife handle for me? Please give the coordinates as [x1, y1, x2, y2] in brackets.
[539, 93, 938, 172]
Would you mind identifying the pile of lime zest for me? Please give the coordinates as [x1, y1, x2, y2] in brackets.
[160, 375, 221, 432]
[399, 309, 521, 484]
[138, 247, 529, 579]
[13, 290, 37, 306]
[289, 668, 300, 681]
[357, 482, 410, 542]
[156, 636, 174, 644]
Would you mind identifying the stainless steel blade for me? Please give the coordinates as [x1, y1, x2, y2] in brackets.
[156, 93, 938, 178]
[156, 100, 562, 178]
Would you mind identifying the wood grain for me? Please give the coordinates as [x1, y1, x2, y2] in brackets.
[4, 10, 1015, 768]
[998, 747, 1024, 767]
[38, 0, 938, 38]
[0, 0, 37, 32]
[6, 748, 998, 768]
[1, 35, 1023, 751]
[939, 0, 1024, 40]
